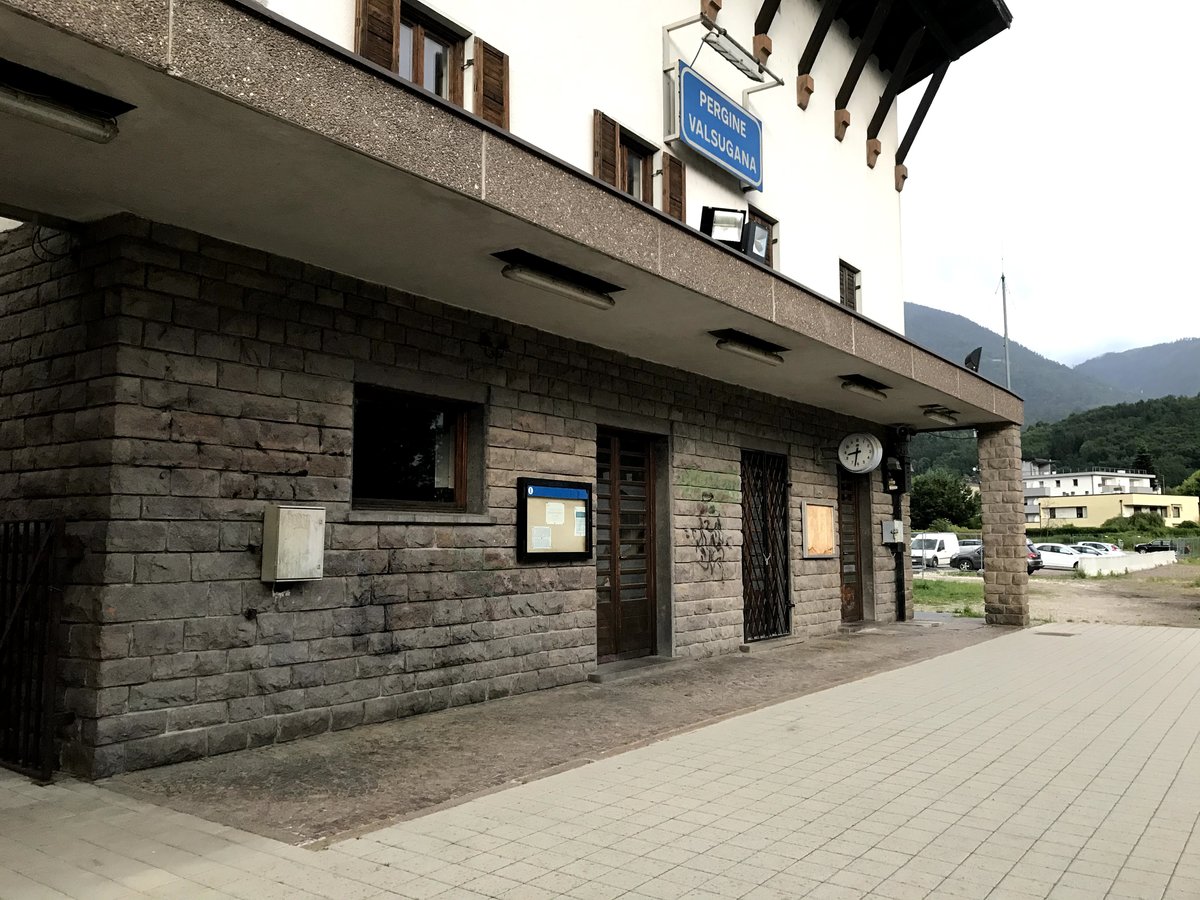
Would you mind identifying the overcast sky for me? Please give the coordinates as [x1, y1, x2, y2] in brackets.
[898, 2, 1200, 367]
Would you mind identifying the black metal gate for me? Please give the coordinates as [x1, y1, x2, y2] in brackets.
[0, 519, 63, 781]
[741, 450, 791, 641]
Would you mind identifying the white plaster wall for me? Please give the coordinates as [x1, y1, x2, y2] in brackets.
[260, 0, 357, 49]
[256, 0, 906, 333]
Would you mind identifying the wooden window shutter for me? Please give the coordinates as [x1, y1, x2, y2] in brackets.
[473, 38, 509, 128]
[661, 151, 687, 223]
[593, 110, 619, 188]
[357, 0, 400, 70]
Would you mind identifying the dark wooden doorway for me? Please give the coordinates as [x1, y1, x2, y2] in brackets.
[838, 469, 865, 623]
[596, 430, 656, 662]
[741, 450, 791, 641]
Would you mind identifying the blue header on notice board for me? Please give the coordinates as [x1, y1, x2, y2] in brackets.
[527, 485, 589, 500]
[678, 61, 763, 190]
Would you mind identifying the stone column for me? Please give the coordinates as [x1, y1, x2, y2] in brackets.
[977, 424, 1028, 626]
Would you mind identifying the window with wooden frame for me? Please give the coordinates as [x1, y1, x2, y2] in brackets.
[352, 384, 477, 509]
[748, 207, 777, 268]
[355, 0, 466, 105]
[593, 111, 656, 205]
[839, 260, 861, 312]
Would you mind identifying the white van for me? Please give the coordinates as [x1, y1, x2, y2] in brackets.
[910, 533, 960, 568]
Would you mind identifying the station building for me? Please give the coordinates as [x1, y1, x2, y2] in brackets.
[0, 0, 1025, 778]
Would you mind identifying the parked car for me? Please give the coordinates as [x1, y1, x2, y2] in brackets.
[1135, 539, 1174, 554]
[910, 533, 960, 567]
[950, 546, 984, 571]
[948, 544, 1043, 576]
[1077, 541, 1121, 555]
[1033, 543, 1082, 569]
[958, 539, 982, 549]
[1070, 544, 1103, 556]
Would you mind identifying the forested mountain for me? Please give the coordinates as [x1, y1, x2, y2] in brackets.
[1020, 395, 1200, 490]
[1074, 338, 1200, 398]
[904, 303, 1136, 424]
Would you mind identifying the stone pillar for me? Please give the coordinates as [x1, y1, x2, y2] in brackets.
[977, 424, 1028, 626]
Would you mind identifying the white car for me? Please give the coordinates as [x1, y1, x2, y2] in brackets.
[1077, 541, 1122, 556]
[1033, 543, 1082, 569]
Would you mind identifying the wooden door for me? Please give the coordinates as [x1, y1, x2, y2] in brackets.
[596, 430, 656, 662]
[839, 469, 864, 622]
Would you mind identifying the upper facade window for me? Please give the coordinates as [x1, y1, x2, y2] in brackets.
[398, 17, 458, 99]
[355, 1, 509, 125]
[838, 260, 861, 311]
[593, 111, 686, 222]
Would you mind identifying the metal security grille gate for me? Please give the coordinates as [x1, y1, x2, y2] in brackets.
[741, 450, 791, 641]
[0, 519, 63, 781]
[838, 470, 865, 623]
[596, 430, 656, 662]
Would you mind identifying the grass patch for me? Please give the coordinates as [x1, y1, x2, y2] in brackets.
[912, 579, 984, 610]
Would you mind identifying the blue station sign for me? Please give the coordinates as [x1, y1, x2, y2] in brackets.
[677, 61, 763, 189]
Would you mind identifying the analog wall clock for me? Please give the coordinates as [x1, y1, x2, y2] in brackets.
[837, 433, 884, 474]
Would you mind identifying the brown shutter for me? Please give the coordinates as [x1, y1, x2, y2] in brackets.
[593, 110, 619, 188]
[357, 0, 400, 70]
[473, 38, 509, 128]
[661, 150, 687, 222]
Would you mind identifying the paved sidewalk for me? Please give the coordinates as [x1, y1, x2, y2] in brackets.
[3, 623, 1200, 898]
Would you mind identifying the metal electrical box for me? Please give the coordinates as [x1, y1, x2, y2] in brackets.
[882, 520, 905, 544]
[261, 505, 326, 582]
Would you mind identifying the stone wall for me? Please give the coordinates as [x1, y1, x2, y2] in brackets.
[979, 423, 1029, 626]
[2, 216, 905, 776]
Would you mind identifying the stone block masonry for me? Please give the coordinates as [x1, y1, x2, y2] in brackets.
[0, 217, 905, 776]
[978, 423, 1029, 626]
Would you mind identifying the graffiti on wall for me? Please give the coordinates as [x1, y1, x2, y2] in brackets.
[683, 490, 734, 577]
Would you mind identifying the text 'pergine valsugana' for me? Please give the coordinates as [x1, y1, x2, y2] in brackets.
[687, 89, 759, 178]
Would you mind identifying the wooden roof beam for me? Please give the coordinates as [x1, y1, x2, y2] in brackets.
[894, 60, 950, 191]
[795, 0, 844, 110]
[866, 26, 924, 168]
[754, 0, 782, 62]
[834, 0, 895, 141]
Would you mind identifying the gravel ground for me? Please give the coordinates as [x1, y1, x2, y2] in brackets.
[1028, 560, 1200, 627]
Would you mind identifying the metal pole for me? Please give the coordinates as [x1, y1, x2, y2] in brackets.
[1001, 271, 1011, 390]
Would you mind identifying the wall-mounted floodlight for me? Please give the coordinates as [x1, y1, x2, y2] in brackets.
[700, 206, 747, 248]
[742, 219, 770, 264]
[702, 26, 766, 82]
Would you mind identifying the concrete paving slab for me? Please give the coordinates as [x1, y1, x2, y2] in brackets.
[2, 624, 1200, 898]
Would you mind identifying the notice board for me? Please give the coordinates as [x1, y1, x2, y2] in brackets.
[517, 478, 592, 562]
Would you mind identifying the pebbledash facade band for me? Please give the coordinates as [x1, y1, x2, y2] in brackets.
[0, 0, 1024, 778]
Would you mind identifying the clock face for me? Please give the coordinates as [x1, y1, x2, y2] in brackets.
[838, 433, 884, 473]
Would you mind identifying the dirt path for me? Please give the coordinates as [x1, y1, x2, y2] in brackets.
[104, 619, 1001, 845]
[1029, 562, 1200, 626]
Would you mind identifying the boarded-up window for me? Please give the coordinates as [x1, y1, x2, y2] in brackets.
[594, 111, 655, 204]
[839, 260, 861, 311]
[474, 38, 509, 128]
[662, 151, 686, 223]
